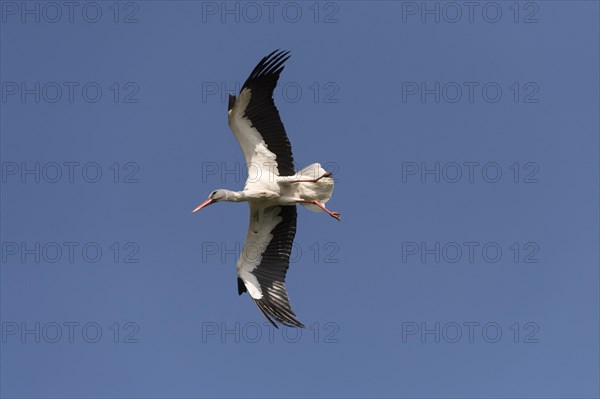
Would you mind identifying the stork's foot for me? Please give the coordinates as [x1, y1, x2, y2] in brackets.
[329, 211, 341, 222]
[289, 172, 333, 184]
[300, 199, 341, 222]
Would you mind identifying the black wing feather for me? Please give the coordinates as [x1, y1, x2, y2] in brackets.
[237, 277, 247, 295]
[249, 205, 304, 328]
[240, 50, 295, 176]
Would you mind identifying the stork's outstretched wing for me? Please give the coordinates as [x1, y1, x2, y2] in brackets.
[236, 204, 304, 328]
[227, 50, 295, 177]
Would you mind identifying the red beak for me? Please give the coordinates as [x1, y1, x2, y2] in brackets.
[192, 198, 215, 213]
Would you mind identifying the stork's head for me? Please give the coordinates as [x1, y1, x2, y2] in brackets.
[192, 189, 230, 213]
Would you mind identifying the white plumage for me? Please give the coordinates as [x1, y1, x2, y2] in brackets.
[192, 50, 339, 328]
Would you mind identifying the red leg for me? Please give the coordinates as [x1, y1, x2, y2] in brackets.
[299, 199, 340, 221]
[287, 172, 332, 184]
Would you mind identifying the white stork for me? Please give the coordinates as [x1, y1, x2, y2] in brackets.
[192, 50, 339, 328]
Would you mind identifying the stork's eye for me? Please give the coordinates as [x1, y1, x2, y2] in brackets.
[211, 191, 217, 197]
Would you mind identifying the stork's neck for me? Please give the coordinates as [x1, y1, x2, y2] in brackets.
[222, 190, 248, 202]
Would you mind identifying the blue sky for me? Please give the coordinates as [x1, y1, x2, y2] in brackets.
[1, 1, 598, 398]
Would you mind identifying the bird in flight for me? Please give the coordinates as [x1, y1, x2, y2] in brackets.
[192, 50, 339, 328]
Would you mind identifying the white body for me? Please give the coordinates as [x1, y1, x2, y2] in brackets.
[244, 163, 334, 209]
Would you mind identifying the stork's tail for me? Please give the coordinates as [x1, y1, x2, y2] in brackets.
[297, 163, 335, 212]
